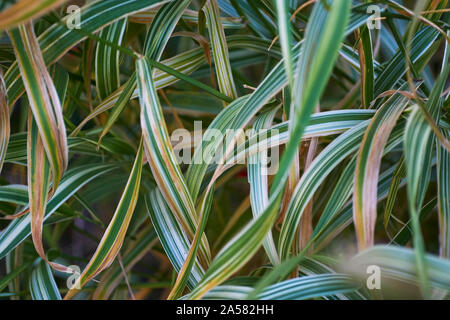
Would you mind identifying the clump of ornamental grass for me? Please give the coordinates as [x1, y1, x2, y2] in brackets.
[0, 0, 449, 300]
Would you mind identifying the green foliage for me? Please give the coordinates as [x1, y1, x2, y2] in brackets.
[0, 0, 449, 300]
